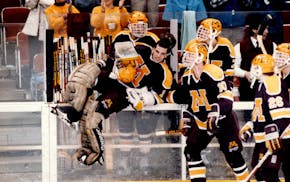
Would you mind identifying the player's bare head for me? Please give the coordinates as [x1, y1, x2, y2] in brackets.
[273, 43, 290, 69]
[197, 18, 222, 42]
[128, 11, 148, 38]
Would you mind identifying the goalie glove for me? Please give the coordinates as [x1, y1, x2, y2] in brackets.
[206, 104, 220, 136]
[264, 123, 282, 153]
[239, 121, 253, 142]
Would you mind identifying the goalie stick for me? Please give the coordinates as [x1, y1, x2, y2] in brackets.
[245, 123, 290, 182]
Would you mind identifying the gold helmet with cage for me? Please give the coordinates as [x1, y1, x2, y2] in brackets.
[251, 54, 276, 74]
[249, 54, 276, 88]
[128, 11, 148, 38]
[197, 18, 222, 42]
[273, 43, 290, 69]
[182, 39, 208, 69]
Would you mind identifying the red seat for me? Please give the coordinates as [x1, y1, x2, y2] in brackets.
[0, 0, 22, 23]
[1, 7, 30, 65]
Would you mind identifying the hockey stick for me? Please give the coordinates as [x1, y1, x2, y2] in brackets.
[256, 14, 272, 54]
[245, 123, 290, 181]
[155, 129, 182, 136]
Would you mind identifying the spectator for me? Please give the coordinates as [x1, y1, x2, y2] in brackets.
[203, 0, 251, 45]
[44, 0, 80, 39]
[162, 0, 207, 24]
[73, 0, 100, 13]
[130, 0, 160, 27]
[234, 13, 276, 120]
[162, 0, 207, 49]
[90, 0, 129, 38]
[247, 0, 285, 44]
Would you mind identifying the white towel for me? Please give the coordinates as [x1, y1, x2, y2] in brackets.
[181, 11, 196, 50]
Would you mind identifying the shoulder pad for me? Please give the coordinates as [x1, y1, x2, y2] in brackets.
[113, 30, 131, 41]
[203, 64, 224, 81]
[146, 32, 160, 42]
[160, 62, 173, 89]
[264, 75, 281, 95]
[217, 37, 235, 57]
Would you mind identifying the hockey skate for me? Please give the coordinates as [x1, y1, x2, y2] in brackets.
[51, 104, 82, 131]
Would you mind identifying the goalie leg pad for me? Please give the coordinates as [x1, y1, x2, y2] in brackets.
[63, 62, 101, 111]
[77, 96, 105, 165]
[78, 118, 104, 165]
[75, 147, 104, 166]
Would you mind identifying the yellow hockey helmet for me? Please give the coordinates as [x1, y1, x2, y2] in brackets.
[182, 39, 208, 68]
[251, 54, 275, 74]
[197, 18, 222, 41]
[128, 11, 148, 38]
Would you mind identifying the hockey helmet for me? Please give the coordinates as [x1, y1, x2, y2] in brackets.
[197, 18, 222, 41]
[182, 39, 208, 69]
[273, 43, 290, 69]
[250, 54, 276, 82]
[128, 11, 148, 38]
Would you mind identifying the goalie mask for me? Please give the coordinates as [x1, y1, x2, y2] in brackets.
[182, 39, 208, 70]
[250, 54, 276, 81]
[197, 18, 222, 42]
[273, 43, 290, 69]
[114, 41, 139, 83]
[128, 11, 148, 38]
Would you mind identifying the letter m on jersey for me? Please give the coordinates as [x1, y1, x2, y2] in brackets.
[190, 89, 211, 112]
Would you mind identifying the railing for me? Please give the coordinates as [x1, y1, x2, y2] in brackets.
[0, 101, 255, 182]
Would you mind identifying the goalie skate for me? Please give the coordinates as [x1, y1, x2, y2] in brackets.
[51, 105, 82, 131]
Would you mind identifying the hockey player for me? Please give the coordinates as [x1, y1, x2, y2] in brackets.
[166, 39, 249, 182]
[273, 43, 290, 97]
[53, 34, 176, 167]
[239, 54, 290, 182]
[194, 18, 235, 81]
[108, 11, 169, 174]
[110, 10, 159, 57]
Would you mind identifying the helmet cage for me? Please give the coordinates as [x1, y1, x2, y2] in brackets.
[129, 22, 148, 38]
[273, 50, 290, 69]
[182, 50, 204, 69]
[196, 25, 211, 41]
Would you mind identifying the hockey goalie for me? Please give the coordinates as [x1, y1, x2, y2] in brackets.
[52, 42, 142, 166]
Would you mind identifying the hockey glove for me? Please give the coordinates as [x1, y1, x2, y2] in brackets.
[264, 123, 282, 153]
[180, 117, 191, 136]
[126, 88, 143, 110]
[206, 104, 220, 135]
[239, 121, 253, 142]
[126, 87, 155, 111]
